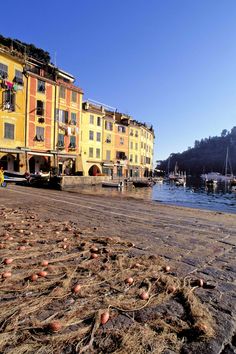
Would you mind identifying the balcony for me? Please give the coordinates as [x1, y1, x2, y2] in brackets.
[57, 142, 65, 150]
[68, 144, 76, 151]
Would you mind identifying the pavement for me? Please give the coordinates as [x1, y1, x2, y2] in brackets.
[0, 184, 235, 353]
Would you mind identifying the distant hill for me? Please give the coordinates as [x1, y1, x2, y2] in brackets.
[159, 127, 236, 176]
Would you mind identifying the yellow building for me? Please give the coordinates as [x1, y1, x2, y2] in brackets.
[102, 109, 116, 177]
[81, 101, 104, 176]
[55, 69, 83, 175]
[128, 120, 141, 177]
[0, 45, 26, 172]
[140, 125, 154, 177]
[0, 39, 155, 178]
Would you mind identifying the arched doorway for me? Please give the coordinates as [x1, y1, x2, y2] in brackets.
[88, 165, 101, 176]
[29, 156, 48, 173]
[0, 155, 8, 170]
[63, 159, 75, 175]
[0, 154, 17, 171]
[144, 168, 149, 177]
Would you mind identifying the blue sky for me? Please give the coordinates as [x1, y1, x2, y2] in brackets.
[1, 0, 236, 161]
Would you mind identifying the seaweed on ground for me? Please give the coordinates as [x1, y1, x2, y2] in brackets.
[0, 206, 215, 353]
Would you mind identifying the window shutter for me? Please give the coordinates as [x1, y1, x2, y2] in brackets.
[65, 111, 68, 124]
[11, 93, 16, 111]
[2, 90, 7, 107]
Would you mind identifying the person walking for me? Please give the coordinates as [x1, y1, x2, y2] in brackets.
[0, 167, 5, 186]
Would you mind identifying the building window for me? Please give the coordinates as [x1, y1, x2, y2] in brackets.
[118, 125, 126, 133]
[120, 137, 124, 145]
[96, 148, 100, 158]
[37, 80, 45, 93]
[97, 116, 101, 126]
[116, 151, 126, 160]
[69, 135, 76, 148]
[135, 131, 138, 138]
[71, 112, 76, 125]
[146, 157, 151, 164]
[97, 132, 101, 142]
[135, 143, 138, 150]
[130, 142, 133, 149]
[57, 109, 68, 124]
[90, 115, 94, 124]
[105, 121, 113, 131]
[130, 154, 133, 162]
[135, 155, 138, 163]
[106, 150, 111, 160]
[59, 86, 66, 99]
[36, 126, 44, 141]
[89, 130, 94, 140]
[71, 91, 77, 102]
[130, 129, 134, 136]
[0, 63, 8, 79]
[141, 142, 143, 149]
[13, 70, 24, 85]
[2, 90, 15, 111]
[36, 100, 44, 116]
[58, 133, 64, 147]
[141, 156, 144, 164]
[4, 123, 14, 139]
[105, 134, 111, 143]
[89, 147, 93, 158]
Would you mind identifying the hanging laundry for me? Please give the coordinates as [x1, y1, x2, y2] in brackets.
[67, 127, 71, 136]
[6, 81, 13, 89]
[13, 83, 18, 91]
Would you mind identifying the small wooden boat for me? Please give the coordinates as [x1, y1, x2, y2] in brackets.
[28, 172, 50, 185]
[4, 176, 26, 183]
[133, 180, 153, 188]
[102, 181, 123, 188]
[4, 170, 26, 178]
[175, 178, 186, 186]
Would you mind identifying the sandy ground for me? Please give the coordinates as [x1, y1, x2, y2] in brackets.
[0, 184, 236, 353]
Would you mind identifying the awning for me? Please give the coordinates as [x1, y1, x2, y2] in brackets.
[102, 163, 114, 167]
[58, 154, 76, 159]
[0, 147, 24, 154]
[27, 151, 53, 157]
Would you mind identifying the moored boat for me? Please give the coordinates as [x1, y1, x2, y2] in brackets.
[102, 181, 123, 188]
[4, 175, 27, 183]
[133, 180, 153, 188]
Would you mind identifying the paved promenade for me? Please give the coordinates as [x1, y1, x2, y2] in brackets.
[0, 185, 235, 353]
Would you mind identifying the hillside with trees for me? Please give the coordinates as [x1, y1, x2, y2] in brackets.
[159, 127, 236, 176]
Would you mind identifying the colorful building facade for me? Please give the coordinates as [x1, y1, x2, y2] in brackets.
[81, 101, 154, 177]
[25, 58, 56, 173]
[81, 102, 104, 176]
[0, 41, 154, 177]
[0, 45, 26, 172]
[55, 70, 83, 175]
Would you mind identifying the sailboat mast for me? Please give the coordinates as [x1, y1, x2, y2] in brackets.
[225, 147, 229, 176]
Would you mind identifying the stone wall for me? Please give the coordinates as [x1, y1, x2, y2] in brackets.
[61, 175, 111, 188]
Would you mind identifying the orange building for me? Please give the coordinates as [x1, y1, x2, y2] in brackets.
[25, 59, 56, 173]
[113, 112, 129, 177]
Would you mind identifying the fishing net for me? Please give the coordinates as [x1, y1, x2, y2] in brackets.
[0, 206, 215, 353]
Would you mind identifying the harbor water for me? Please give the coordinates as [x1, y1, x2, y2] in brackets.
[66, 179, 236, 214]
